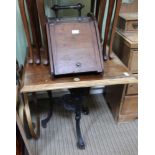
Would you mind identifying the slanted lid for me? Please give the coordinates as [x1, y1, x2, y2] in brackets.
[47, 17, 103, 75]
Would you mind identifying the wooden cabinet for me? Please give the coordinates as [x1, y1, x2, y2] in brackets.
[105, 12, 138, 122]
[113, 30, 138, 73]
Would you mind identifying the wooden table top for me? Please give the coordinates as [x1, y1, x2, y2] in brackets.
[21, 53, 138, 93]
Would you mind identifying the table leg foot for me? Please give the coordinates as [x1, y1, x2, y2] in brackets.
[82, 106, 89, 115]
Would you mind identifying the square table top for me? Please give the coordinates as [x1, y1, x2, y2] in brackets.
[21, 53, 137, 93]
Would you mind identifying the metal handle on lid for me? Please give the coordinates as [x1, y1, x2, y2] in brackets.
[51, 3, 85, 18]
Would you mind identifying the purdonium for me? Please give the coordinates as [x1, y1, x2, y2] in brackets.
[46, 4, 104, 77]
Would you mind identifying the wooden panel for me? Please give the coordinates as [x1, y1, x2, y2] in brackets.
[105, 84, 126, 121]
[128, 50, 138, 73]
[126, 83, 138, 95]
[105, 84, 138, 122]
[121, 95, 138, 115]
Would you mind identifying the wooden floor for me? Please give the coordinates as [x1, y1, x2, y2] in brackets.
[26, 94, 138, 155]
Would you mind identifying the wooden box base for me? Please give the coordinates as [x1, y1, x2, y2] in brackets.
[105, 84, 138, 122]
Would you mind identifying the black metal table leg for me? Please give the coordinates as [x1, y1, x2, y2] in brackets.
[75, 104, 85, 149]
[41, 91, 53, 128]
[68, 88, 90, 149]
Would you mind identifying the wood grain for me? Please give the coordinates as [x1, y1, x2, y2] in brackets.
[47, 18, 103, 75]
[21, 52, 137, 93]
[18, 0, 33, 64]
[24, 93, 40, 139]
[26, 0, 42, 64]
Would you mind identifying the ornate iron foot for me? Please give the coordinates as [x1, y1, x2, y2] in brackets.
[75, 108, 85, 149]
[41, 91, 53, 128]
[82, 106, 89, 115]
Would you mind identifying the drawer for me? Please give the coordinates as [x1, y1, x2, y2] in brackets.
[121, 95, 138, 115]
[126, 83, 138, 95]
[118, 19, 138, 31]
[128, 49, 138, 73]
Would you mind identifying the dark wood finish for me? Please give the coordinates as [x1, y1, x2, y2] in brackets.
[16, 138, 23, 155]
[98, 0, 106, 35]
[25, 0, 42, 64]
[94, 0, 122, 60]
[102, 0, 115, 60]
[18, 0, 33, 64]
[117, 13, 138, 31]
[95, 0, 101, 19]
[91, 0, 95, 13]
[36, 0, 49, 65]
[46, 17, 103, 76]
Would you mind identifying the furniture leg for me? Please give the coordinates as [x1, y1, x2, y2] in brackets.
[41, 91, 53, 128]
[18, 0, 33, 64]
[36, 0, 49, 65]
[98, 0, 107, 35]
[24, 93, 40, 139]
[108, 0, 122, 59]
[75, 103, 85, 149]
[102, 0, 115, 60]
[26, 0, 42, 64]
[95, 0, 101, 19]
[90, 0, 95, 13]
[16, 113, 33, 155]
